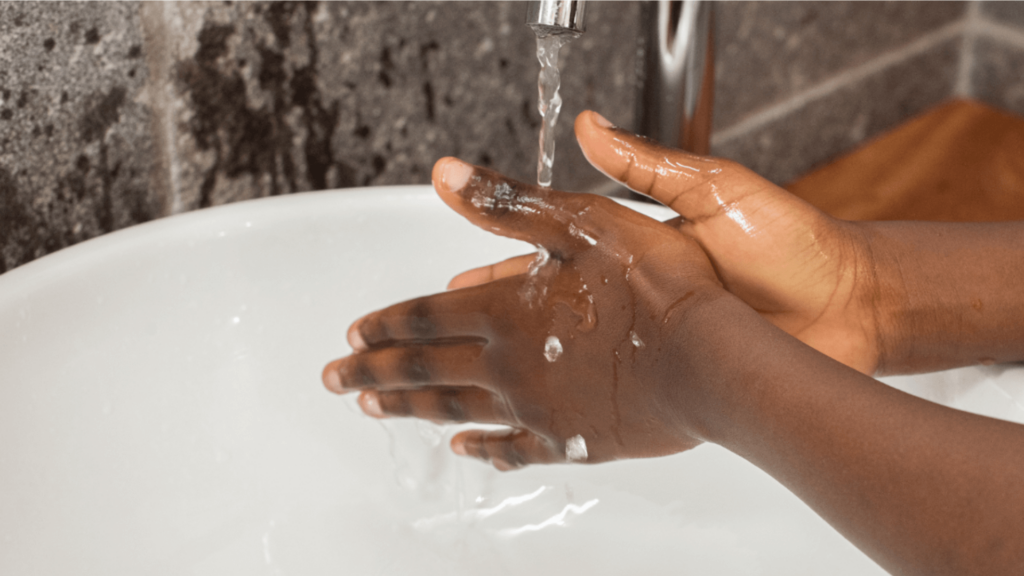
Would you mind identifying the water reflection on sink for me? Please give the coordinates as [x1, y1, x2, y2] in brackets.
[1, 186, 1021, 574]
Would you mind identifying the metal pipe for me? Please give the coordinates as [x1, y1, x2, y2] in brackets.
[636, 1, 714, 155]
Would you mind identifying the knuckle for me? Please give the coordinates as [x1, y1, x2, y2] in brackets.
[357, 316, 386, 347]
[379, 390, 413, 417]
[437, 389, 467, 422]
[465, 172, 527, 219]
[339, 358, 377, 389]
[401, 347, 431, 385]
[499, 440, 528, 469]
[471, 436, 491, 462]
[713, 157, 741, 174]
[406, 300, 437, 339]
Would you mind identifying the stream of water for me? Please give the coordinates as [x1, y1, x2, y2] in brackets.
[535, 32, 576, 188]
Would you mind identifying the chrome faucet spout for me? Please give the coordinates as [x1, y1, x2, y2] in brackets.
[637, 1, 714, 155]
[526, 0, 587, 37]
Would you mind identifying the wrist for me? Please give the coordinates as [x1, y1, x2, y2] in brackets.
[657, 290, 784, 446]
[857, 221, 1024, 374]
[856, 223, 909, 376]
[841, 221, 906, 376]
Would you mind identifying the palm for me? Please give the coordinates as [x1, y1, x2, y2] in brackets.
[667, 171, 877, 373]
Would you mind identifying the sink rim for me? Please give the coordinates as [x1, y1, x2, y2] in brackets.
[0, 185, 671, 297]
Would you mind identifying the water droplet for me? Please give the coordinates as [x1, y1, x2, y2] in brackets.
[630, 331, 644, 348]
[544, 335, 563, 362]
[565, 434, 588, 462]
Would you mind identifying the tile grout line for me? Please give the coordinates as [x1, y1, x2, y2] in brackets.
[975, 17, 1024, 51]
[712, 19, 966, 147]
[161, 1, 184, 216]
[955, 1, 981, 98]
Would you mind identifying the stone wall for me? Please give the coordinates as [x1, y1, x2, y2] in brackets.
[971, 1, 1024, 117]
[1, 1, 1020, 273]
[0, 2, 157, 273]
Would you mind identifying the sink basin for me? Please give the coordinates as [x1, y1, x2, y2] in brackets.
[2, 185, 1022, 574]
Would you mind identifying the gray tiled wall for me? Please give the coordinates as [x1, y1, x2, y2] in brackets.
[713, 1, 965, 131]
[715, 38, 961, 185]
[973, 2, 1024, 117]
[1, 1, 1021, 274]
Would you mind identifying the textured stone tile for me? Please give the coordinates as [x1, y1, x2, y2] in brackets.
[972, 36, 1024, 117]
[980, 1, 1024, 29]
[0, 1, 157, 273]
[147, 1, 638, 212]
[713, 1, 966, 132]
[713, 40, 960, 185]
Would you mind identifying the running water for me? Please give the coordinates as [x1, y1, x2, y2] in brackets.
[534, 31, 576, 188]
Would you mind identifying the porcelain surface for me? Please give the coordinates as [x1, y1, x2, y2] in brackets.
[2, 186, 1021, 574]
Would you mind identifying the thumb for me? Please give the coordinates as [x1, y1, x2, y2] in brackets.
[431, 157, 640, 257]
[574, 110, 764, 220]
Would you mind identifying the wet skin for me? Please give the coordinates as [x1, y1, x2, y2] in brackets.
[453, 111, 1024, 376]
[323, 112, 1024, 574]
[325, 157, 726, 467]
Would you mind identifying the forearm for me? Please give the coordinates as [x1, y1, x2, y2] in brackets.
[673, 295, 1024, 576]
[863, 221, 1024, 375]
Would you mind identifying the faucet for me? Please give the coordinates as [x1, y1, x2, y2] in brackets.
[637, 1, 714, 155]
[526, 0, 587, 37]
[525, 0, 714, 154]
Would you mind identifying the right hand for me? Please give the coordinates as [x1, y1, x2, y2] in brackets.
[451, 111, 885, 375]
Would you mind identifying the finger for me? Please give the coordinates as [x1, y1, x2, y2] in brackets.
[432, 157, 632, 256]
[358, 387, 512, 425]
[575, 110, 753, 218]
[347, 280, 512, 351]
[451, 428, 562, 471]
[447, 253, 535, 290]
[326, 342, 487, 392]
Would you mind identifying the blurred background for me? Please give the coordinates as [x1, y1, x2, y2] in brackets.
[1, 1, 1022, 273]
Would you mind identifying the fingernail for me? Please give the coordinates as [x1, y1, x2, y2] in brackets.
[438, 157, 473, 194]
[359, 391, 385, 418]
[592, 111, 614, 129]
[347, 320, 368, 352]
[451, 437, 468, 456]
[324, 367, 342, 392]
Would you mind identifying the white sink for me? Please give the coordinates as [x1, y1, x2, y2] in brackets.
[2, 186, 1022, 574]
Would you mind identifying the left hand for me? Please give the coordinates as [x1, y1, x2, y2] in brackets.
[323, 157, 727, 470]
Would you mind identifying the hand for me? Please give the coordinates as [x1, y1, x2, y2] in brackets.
[323, 157, 727, 470]
[452, 111, 882, 374]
